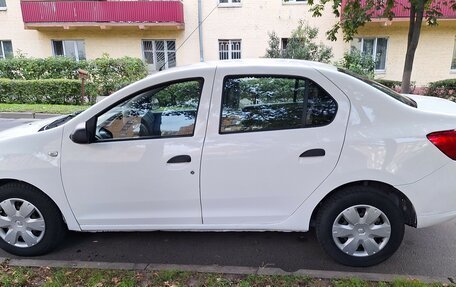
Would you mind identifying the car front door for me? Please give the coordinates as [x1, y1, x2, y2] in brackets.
[201, 66, 350, 225]
[61, 69, 214, 230]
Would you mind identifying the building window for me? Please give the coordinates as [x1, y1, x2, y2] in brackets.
[219, 0, 241, 5]
[219, 40, 241, 60]
[52, 40, 86, 61]
[281, 38, 289, 50]
[451, 37, 456, 71]
[0, 0, 6, 10]
[142, 40, 176, 71]
[0, 40, 13, 59]
[351, 37, 388, 71]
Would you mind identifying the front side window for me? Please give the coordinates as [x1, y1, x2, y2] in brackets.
[219, 40, 242, 60]
[142, 40, 176, 71]
[220, 76, 337, 134]
[52, 40, 86, 61]
[96, 79, 203, 141]
[351, 37, 388, 71]
[0, 0, 6, 9]
[0, 40, 13, 59]
[451, 37, 456, 71]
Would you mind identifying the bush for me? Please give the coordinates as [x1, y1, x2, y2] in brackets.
[87, 54, 148, 97]
[265, 21, 333, 63]
[374, 79, 418, 94]
[426, 78, 456, 101]
[0, 79, 93, 105]
[0, 54, 148, 99]
[337, 50, 375, 79]
[0, 57, 87, 80]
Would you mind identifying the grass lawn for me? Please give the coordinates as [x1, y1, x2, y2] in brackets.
[0, 104, 89, 115]
[0, 265, 445, 287]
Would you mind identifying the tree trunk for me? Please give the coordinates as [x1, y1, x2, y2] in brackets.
[401, 0, 425, 94]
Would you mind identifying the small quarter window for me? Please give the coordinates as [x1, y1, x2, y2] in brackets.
[96, 79, 203, 141]
[220, 75, 337, 134]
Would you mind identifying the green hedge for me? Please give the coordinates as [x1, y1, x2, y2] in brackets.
[0, 79, 93, 105]
[0, 54, 148, 99]
[426, 79, 456, 101]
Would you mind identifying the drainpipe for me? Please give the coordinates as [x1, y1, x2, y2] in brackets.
[198, 0, 204, 62]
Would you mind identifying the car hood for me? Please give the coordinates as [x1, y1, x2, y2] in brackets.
[405, 94, 456, 115]
[0, 116, 64, 140]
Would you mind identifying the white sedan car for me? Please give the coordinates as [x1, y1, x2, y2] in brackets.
[1, 59, 456, 267]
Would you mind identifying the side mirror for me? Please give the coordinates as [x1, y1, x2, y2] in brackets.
[70, 122, 90, 144]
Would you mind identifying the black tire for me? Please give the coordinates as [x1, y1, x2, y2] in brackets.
[0, 182, 66, 256]
[315, 185, 405, 267]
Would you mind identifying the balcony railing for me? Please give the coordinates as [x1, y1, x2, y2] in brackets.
[341, 0, 456, 20]
[21, 0, 185, 30]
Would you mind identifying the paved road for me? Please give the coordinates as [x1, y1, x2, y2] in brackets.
[0, 118, 455, 278]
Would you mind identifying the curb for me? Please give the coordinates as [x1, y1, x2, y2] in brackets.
[0, 257, 452, 284]
[0, 112, 59, 119]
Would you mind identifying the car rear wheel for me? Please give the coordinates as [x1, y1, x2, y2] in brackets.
[315, 186, 405, 267]
[0, 182, 66, 256]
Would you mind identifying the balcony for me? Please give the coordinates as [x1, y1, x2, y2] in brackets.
[341, 0, 456, 21]
[21, 0, 185, 30]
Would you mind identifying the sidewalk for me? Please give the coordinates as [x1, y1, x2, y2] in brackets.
[0, 112, 59, 120]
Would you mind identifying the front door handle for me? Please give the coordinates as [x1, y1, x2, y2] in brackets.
[167, 155, 191, 164]
[299, 149, 325, 158]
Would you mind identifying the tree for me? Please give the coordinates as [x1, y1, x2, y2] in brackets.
[308, 0, 456, 93]
[265, 21, 333, 63]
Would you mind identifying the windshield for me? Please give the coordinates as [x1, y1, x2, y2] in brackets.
[338, 68, 417, 108]
[39, 111, 83, 131]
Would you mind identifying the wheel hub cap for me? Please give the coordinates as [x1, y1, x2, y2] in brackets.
[332, 205, 391, 257]
[0, 198, 45, 248]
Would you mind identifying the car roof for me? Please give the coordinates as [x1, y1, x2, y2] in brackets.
[212, 58, 337, 72]
[150, 59, 338, 77]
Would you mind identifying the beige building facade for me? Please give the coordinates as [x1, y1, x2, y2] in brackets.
[0, 0, 455, 86]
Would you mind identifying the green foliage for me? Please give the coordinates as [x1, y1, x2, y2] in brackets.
[265, 21, 333, 63]
[152, 80, 201, 109]
[0, 54, 148, 101]
[427, 78, 456, 101]
[265, 32, 282, 59]
[0, 57, 86, 80]
[333, 278, 368, 287]
[87, 54, 148, 97]
[307, 0, 454, 42]
[337, 50, 375, 79]
[0, 79, 93, 105]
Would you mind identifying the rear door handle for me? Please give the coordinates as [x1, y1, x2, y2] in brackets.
[299, 149, 325, 158]
[167, 155, 192, 164]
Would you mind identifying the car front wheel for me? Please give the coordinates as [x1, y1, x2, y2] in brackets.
[0, 182, 66, 256]
[315, 186, 405, 267]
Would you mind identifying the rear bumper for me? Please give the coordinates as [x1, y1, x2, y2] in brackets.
[396, 162, 456, 228]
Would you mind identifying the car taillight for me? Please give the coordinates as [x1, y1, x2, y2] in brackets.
[427, 130, 456, 160]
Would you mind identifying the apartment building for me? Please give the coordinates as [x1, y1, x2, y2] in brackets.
[0, 0, 455, 85]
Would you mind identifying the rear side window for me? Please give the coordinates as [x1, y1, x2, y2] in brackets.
[220, 75, 337, 134]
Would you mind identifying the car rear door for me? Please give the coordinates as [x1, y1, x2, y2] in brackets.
[201, 65, 350, 225]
